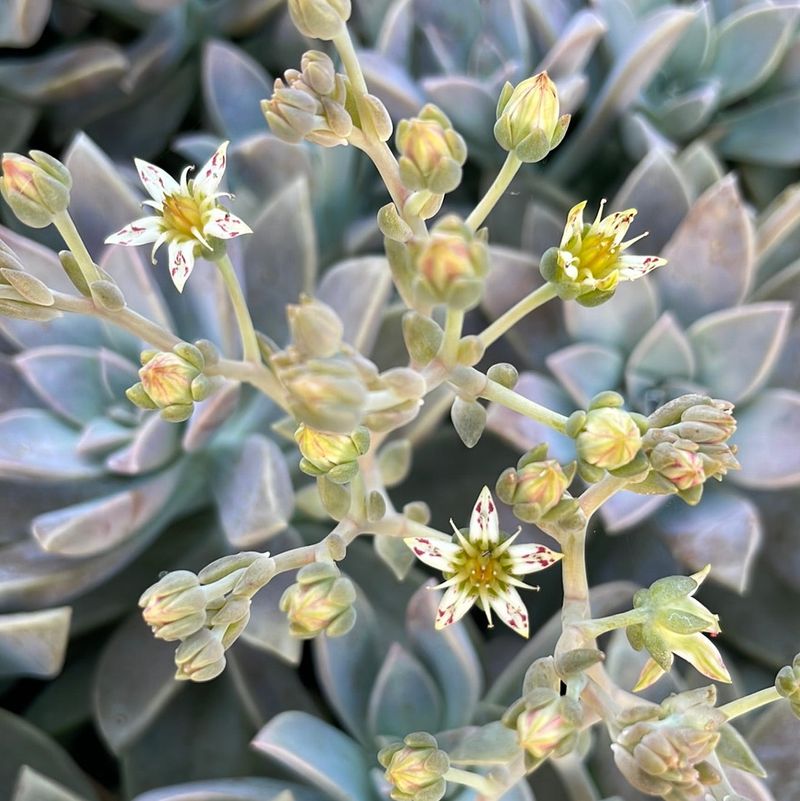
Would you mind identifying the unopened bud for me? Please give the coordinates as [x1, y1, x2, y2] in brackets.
[515, 696, 581, 764]
[138, 570, 207, 642]
[287, 0, 350, 40]
[295, 423, 369, 483]
[287, 296, 344, 358]
[776, 653, 800, 717]
[131, 346, 208, 422]
[377, 732, 449, 801]
[575, 406, 642, 471]
[1, 151, 71, 228]
[486, 362, 518, 389]
[174, 629, 226, 682]
[649, 441, 705, 491]
[0, 267, 54, 306]
[496, 455, 574, 523]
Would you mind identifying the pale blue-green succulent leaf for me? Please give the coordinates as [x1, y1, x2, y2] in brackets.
[0, 0, 49, 47]
[655, 487, 761, 592]
[645, 82, 720, 143]
[0, 606, 70, 678]
[12, 767, 89, 801]
[658, 176, 755, 326]
[367, 642, 442, 739]
[546, 343, 625, 408]
[0, 97, 38, 152]
[360, 51, 424, 119]
[748, 702, 800, 800]
[202, 40, 272, 141]
[134, 779, 329, 801]
[252, 712, 374, 801]
[538, 9, 607, 77]
[688, 302, 791, 403]
[731, 389, 800, 489]
[675, 142, 725, 200]
[520, 203, 567, 258]
[213, 434, 294, 548]
[600, 491, 669, 534]
[106, 414, 180, 476]
[660, 0, 713, 79]
[708, 3, 799, 105]
[406, 583, 482, 730]
[0, 710, 98, 800]
[182, 382, 241, 454]
[318, 257, 392, 356]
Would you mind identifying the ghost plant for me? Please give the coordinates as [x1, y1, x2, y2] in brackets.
[0, 2, 799, 801]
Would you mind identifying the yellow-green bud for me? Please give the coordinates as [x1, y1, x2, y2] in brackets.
[174, 629, 226, 682]
[494, 72, 570, 162]
[516, 695, 581, 764]
[135, 349, 204, 408]
[377, 732, 449, 801]
[288, 296, 344, 358]
[396, 105, 467, 194]
[138, 570, 207, 642]
[576, 406, 642, 471]
[649, 441, 705, 491]
[496, 456, 574, 523]
[288, 0, 350, 40]
[279, 561, 356, 639]
[1, 151, 72, 228]
[776, 653, 800, 717]
[294, 423, 369, 483]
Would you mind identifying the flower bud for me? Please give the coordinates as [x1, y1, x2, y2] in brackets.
[295, 423, 369, 483]
[377, 732, 449, 801]
[649, 441, 705, 491]
[494, 72, 570, 163]
[287, 0, 350, 40]
[776, 653, 800, 717]
[396, 105, 467, 195]
[138, 570, 207, 642]
[515, 695, 582, 765]
[1, 151, 72, 228]
[496, 450, 574, 523]
[279, 561, 356, 639]
[575, 406, 642, 472]
[174, 629, 226, 682]
[287, 296, 344, 358]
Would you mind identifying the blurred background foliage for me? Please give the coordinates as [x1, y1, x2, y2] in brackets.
[1, 0, 799, 800]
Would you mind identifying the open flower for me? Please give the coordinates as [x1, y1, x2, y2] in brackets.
[405, 487, 562, 637]
[105, 141, 251, 292]
[540, 200, 666, 306]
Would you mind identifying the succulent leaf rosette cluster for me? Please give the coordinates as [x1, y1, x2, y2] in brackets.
[0, 2, 799, 801]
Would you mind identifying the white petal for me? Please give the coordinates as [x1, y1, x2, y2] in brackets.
[135, 158, 180, 203]
[105, 216, 161, 247]
[167, 240, 197, 293]
[194, 141, 229, 195]
[618, 254, 667, 281]
[599, 208, 636, 246]
[469, 486, 499, 549]
[435, 584, 475, 629]
[506, 543, 563, 575]
[203, 207, 252, 240]
[488, 585, 529, 638]
[405, 537, 460, 572]
[561, 201, 586, 247]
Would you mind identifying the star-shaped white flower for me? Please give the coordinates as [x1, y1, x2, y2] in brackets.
[105, 141, 251, 292]
[405, 486, 562, 638]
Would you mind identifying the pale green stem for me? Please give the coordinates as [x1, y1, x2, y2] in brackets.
[332, 26, 369, 95]
[480, 377, 569, 434]
[578, 475, 628, 518]
[478, 282, 558, 347]
[368, 515, 451, 541]
[465, 151, 522, 232]
[445, 767, 500, 796]
[214, 252, 260, 363]
[440, 307, 464, 367]
[719, 687, 782, 721]
[560, 523, 590, 626]
[52, 210, 103, 284]
[574, 608, 648, 639]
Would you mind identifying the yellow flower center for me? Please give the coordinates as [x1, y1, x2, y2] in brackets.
[162, 193, 204, 239]
[574, 228, 619, 280]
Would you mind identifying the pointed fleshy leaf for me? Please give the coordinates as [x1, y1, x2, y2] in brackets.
[213, 435, 294, 548]
[658, 176, 755, 325]
[0, 409, 103, 480]
[252, 712, 372, 801]
[374, 534, 416, 580]
[564, 276, 659, 353]
[203, 40, 272, 140]
[748, 703, 800, 800]
[611, 149, 692, 252]
[12, 767, 89, 801]
[655, 488, 761, 592]
[521, 203, 565, 257]
[0, 0, 48, 47]
[688, 302, 791, 403]
[546, 343, 625, 407]
[406, 583, 482, 729]
[731, 389, 800, 489]
[181, 381, 241, 453]
[676, 142, 725, 200]
[367, 643, 442, 739]
[243, 178, 316, 344]
[133, 779, 328, 801]
[106, 414, 180, 476]
[486, 371, 576, 463]
[0, 607, 71, 678]
[0, 710, 98, 800]
[317, 257, 392, 356]
[708, 4, 798, 104]
[600, 492, 668, 533]
[15, 346, 137, 426]
[539, 10, 607, 77]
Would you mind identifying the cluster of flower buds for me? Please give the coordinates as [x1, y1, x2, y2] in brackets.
[0, 238, 58, 322]
[776, 652, 800, 718]
[540, 199, 666, 307]
[288, 0, 350, 40]
[279, 561, 356, 639]
[494, 72, 570, 163]
[263, 51, 353, 147]
[272, 297, 424, 433]
[378, 732, 450, 801]
[385, 215, 489, 311]
[395, 104, 467, 218]
[502, 657, 582, 771]
[126, 342, 218, 423]
[495, 444, 577, 525]
[630, 395, 740, 506]
[625, 566, 731, 691]
[567, 391, 649, 483]
[612, 686, 727, 800]
[138, 551, 276, 682]
[1, 150, 71, 228]
[294, 423, 370, 483]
